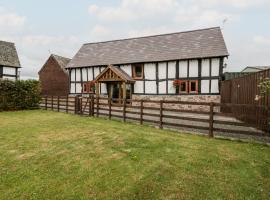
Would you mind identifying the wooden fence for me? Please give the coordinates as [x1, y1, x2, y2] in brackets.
[221, 68, 270, 107]
[221, 69, 270, 131]
[39, 96, 270, 138]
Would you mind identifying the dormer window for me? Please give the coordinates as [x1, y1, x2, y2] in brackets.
[132, 64, 143, 79]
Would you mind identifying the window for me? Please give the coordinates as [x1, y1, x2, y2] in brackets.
[83, 83, 88, 93]
[132, 64, 143, 79]
[82, 81, 95, 93]
[174, 79, 199, 94]
[189, 80, 198, 94]
[179, 81, 188, 93]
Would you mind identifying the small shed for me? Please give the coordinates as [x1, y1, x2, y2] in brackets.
[39, 54, 70, 96]
[0, 40, 21, 80]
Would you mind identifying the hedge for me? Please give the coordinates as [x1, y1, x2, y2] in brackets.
[0, 79, 41, 111]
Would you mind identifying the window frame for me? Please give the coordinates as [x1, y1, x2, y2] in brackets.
[189, 80, 198, 94]
[132, 64, 144, 79]
[82, 83, 88, 93]
[82, 81, 95, 94]
[179, 80, 188, 94]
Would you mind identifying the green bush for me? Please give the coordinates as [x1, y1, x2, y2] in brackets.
[0, 79, 41, 111]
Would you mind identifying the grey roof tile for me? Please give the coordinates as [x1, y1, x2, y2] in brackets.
[52, 54, 71, 69]
[0, 40, 21, 67]
[66, 27, 229, 68]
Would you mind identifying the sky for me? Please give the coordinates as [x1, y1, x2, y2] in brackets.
[0, 0, 270, 79]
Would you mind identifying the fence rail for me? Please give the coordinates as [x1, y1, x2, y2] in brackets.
[40, 96, 270, 138]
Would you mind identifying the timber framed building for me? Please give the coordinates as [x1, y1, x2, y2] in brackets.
[66, 27, 229, 103]
[0, 40, 21, 80]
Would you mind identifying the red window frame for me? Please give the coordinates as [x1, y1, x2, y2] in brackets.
[179, 80, 188, 94]
[82, 83, 88, 93]
[132, 64, 144, 79]
[82, 81, 95, 94]
[189, 80, 198, 94]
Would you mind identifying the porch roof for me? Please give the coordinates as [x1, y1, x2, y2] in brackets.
[95, 65, 135, 83]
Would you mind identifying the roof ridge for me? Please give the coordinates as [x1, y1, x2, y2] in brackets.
[83, 27, 221, 46]
[0, 40, 15, 44]
[51, 54, 71, 60]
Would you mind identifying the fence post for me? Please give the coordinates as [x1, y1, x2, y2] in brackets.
[88, 95, 92, 117]
[97, 96, 100, 117]
[80, 97, 83, 115]
[51, 96, 53, 110]
[140, 99, 143, 125]
[74, 95, 79, 114]
[209, 102, 214, 138]
[109, 97, 112, 119]
[57, 96, 60, 112]
[159, 100, 163, 129]
[66, 96, 68, 113]
[91, 95, 94, 116]
[123, 98, 126, 122]
[45, 96, 47, 110]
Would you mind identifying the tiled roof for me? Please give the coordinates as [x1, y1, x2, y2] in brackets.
[52, 54, 71, 69]
[0, 40, 21, 67]
[67, 27, 229, 68]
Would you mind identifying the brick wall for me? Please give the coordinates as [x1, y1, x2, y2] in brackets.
[39, 57, 69, 96]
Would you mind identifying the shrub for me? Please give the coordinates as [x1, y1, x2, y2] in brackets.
[0, 79, 41, 111]
[258, 77, 270, 95]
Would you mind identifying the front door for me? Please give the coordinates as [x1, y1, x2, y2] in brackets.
[108, 82, 132, 104]
[111, 82, 122, 104]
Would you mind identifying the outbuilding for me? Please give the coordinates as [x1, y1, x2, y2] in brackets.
[39, 54, 70, 96]
[0, 40, 21, 80]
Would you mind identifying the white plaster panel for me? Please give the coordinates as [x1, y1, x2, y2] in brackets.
[3, 67, 16, 75]
[101, 83, 107, 94]
[120, 65, 132, 76]
[82, 68, 87, 82]
[168, 80, 176, 94]
[189, 60, 198, 77]
[201, 80, 210, 93]
[70, 83, 75, 93]
[76, 83, 82, 93]
[179, 61, 188, 78]
[70, 69, 76, 81]
[158, 62, 166, 79]
[201, 59, 210, 77]
[211, 58, 220, 76]
[94, 67, 100, 78]
[144, 63, 156, 80]
[134, 81, 144, 93]
[168, 61, 176, 79]
[2, 76, 16, 81]
[211, 79, 219, 93]
[87, 68, 93, 81]
[159, 81, 166, 94]
[76, 69, 81, 81]
[145, 81, 156, 94]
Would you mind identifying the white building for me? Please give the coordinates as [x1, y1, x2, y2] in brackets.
[0, 41, 21, 80]
[66, 27, 229, 103]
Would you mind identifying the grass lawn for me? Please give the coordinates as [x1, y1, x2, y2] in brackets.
[0, 110, 270, 200]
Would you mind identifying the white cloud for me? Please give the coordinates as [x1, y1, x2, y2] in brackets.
[197, 0, 270, 9]
[253, 35, 270, 46]
[0, 7, 26, 32]
[88, 0, 235, 28]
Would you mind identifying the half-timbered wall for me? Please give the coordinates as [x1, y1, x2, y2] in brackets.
[68, 57, 224, 95]
[0, 65, 18, 80]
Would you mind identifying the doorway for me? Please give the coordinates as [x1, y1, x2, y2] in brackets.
[108, 82, 132, 104]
